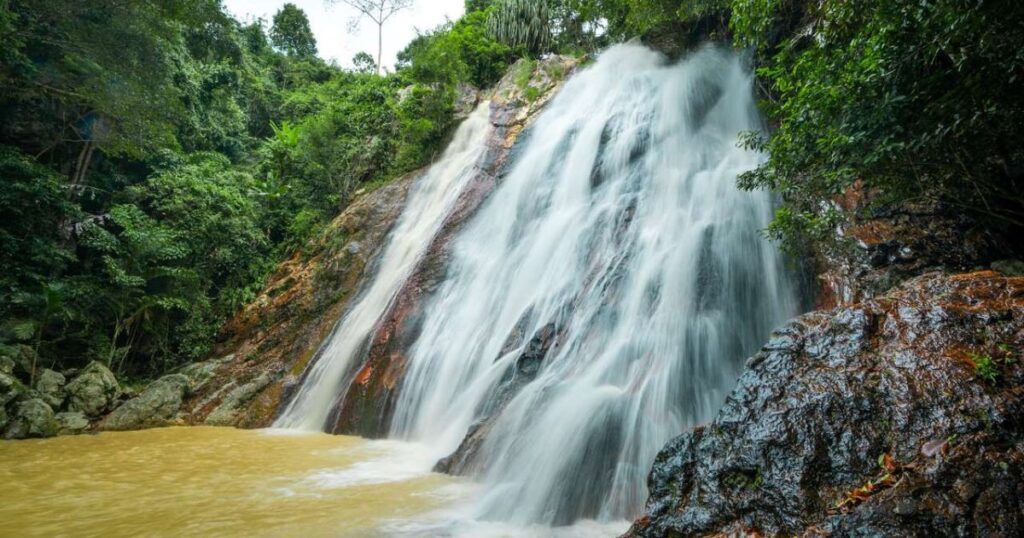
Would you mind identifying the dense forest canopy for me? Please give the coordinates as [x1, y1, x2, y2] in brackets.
[1, 0, 1021, 386]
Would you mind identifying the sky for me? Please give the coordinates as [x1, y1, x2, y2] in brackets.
[223, 0, 465, 70]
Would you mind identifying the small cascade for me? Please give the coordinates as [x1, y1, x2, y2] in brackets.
[388, 44, 799, 525]
[274, 103, 493, 430]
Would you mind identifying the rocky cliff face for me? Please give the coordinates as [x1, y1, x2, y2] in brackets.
[330, 56, 579, 438]
[177, 56, 579, 431]
[626, 271, 1024, 537]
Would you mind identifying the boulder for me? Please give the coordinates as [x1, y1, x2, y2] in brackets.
[4, 398, 58, 439]
[0, 371, 26, 407]
[64, 361, 120, 417]
[627, 272, 1024, 537]
[55, 411, 90, 434]
[35, 368, 66, 409]
[204, 373, 274, 426]
[99, 374, 190, 431]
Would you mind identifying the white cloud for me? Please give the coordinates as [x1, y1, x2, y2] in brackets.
[223, 0, 465, 70]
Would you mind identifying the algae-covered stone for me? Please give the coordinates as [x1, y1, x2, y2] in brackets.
[205, 373, 273, 426]
[100, 374, 190, 431]
[179, 355, 231, 392]
[55, 411, 90, 434]
[0, 371, 27, 407]
[65, 361, 120, 417]
[4, 398, 58, 439]
[36, 368, 66, 409]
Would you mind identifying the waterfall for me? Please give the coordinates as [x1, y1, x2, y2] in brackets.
[274, 103, 492, 430]
[389, 44, 798, 525]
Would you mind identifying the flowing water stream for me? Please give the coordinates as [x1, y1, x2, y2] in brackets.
[3, 44, 799, 538]
[390, 44, 798, 526]
[274, 103, 493, 431]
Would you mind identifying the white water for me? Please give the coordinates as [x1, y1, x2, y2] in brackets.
[274, 104, 492, 430]
[390, 44, 798, 526]
[279, 43, 799, 533]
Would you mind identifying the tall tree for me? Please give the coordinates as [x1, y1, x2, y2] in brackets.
[333, 0, 414, 74]
[270, 3, 318, 58]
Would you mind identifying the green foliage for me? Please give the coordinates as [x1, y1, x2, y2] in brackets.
[488, 0, 555, 55]
[732, 0, 1024, 251]
[401, 11, 513, 88]
[0, 0, 521, 378]
[352, 52, 378, 74]
[969, 352, 1000, 384]
[270, 3, 318, 59]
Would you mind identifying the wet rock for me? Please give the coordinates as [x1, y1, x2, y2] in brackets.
[179, 355, 231, 393]
[0, 371, 26, 407]
[64, 361, 120, 418]
[55, 411, 90, 434]
[331, 56, 580, 438]
[627, 271, 1024, 537]
[183, 175, 416, 428]
[818, 187, 998, 308]
[434, 323, 558, 474]
[204, 373, 274, 426]
[35, 368, 65, 409]
[4, 398, 58, 439]
[99, 374, 190, 431]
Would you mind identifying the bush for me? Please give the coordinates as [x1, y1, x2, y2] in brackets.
[732, 0, 1024, 251]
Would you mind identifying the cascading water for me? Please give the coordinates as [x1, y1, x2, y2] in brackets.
[388, 44, 799, 526]
[274, 103, 492, 430]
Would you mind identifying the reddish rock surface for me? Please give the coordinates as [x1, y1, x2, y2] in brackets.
[626, 271, 1024, 537]
[182, 56, 580, 430]
[181, 176, 415, 427]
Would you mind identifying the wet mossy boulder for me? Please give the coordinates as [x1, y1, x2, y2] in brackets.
[55, 411, 90, 434]
[628, 272, 1024, 537]
[4, 398, 58, 439]
[64, 361, 120, 418]
[35, 368, 66, 409]
[100, 374, 190, 431]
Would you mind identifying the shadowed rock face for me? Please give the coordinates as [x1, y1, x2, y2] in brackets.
[626, 271, 1024, 538]
[817, 184, 999, 309]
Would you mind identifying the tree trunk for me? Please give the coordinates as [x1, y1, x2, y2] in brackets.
[377, 22, 383, 75]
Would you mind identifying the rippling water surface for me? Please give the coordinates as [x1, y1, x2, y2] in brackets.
[0, 427, 627, 537]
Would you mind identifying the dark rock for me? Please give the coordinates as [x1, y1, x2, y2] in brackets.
[818, 187, 999, 308]
[434, 323, 558, 474]
[627, 271, 1024, 538]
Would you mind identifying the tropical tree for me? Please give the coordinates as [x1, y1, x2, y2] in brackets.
[270, 3, 318, 58]
[333, 0, 415, 74]
[352, 51, 378, 74]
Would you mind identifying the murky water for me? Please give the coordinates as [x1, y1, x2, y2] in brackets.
[0, 427, 627, 537]
[0, 427, 461, 537]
